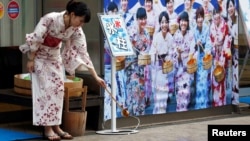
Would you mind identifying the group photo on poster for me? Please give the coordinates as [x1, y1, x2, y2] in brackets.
[102, 0, 239, 120]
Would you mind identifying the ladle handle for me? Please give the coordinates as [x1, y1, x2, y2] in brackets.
[104, 87, 123, 110]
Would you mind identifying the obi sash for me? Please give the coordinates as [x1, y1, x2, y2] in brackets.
[42, 34, 62, 47]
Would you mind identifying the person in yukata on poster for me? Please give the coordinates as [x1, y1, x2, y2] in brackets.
[184, 0, 196, 30]
[217, 0, 227, 18]
[172, 11, 196, 112]
[226, 0, 238, 105]
[143, 0, 156, 107]
[144, 0, 158, 42]
[165, 0, 178, 36]
[103, 1, 120, 119]
[149, 11, 175, 114]
[210, 8, 231, 107]
[193, 6, 213, 110]
[19, 0, 106, 140]
[119, 0, 134, 28]
[202, 0, 214, 27]
[125, 7, 151, 115]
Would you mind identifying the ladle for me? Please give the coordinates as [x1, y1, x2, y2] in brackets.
[104, 87, 129, 117]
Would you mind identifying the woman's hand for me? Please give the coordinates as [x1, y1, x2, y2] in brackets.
[95, 76, 107, 88]
[27, 60, 35, 73]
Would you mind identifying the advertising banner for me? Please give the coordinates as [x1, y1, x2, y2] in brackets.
[103, 0, 239, 121]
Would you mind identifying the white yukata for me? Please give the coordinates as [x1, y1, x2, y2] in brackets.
[19, 11, 94, 126]
[149, 31, 175, 114]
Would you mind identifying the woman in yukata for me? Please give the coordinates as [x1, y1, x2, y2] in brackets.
[19, 1, 106, 140]
[202, 0, 214, 27]
[144, 0, 158, 41]
[143, 0, 157, 107]
[217, 0, 227, 18]
[226, 0, 239, 105]
[103, 1, 123, 119]
[184, 0, 196, 30]
[165, 0, 178, 36]
[119, 0, 135, 28]
[210, 8, 231, 107]
[172, 11, 196, 112]
[125, 7, 151, 115]
[193, 6, 213, 110]
[149, 11, 175, 114]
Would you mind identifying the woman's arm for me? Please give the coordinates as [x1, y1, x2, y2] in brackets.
[88, 67, 106, 88]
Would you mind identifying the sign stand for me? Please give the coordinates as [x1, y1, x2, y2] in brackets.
[96, 57, 139, 135]
[96, 13, 139, 135]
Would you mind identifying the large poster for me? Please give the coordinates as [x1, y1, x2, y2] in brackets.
[103, 0, 239, 120]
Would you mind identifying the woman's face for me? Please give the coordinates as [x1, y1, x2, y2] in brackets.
[196, 15, 204, 28]
[166, 0, 174, 13]
[227, 0, 235, 17]
[184, 0, 192, 10]
[202, 0, 210, 7]
[138, 17, 147, 29]
[160, 16, 169, 33]
[180, 19, 188, 33]
[70, 14, 84, 27]
[213, 13, 221, 26]
[121, 0, 128, 12]
[145, 0, 153, 12]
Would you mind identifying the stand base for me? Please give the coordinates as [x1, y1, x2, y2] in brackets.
[96, 129, 139, 135]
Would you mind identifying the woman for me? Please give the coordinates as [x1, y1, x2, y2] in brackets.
[210, 8, 231, 107]
[125, 7, 151, 115]
[193, 6, 213, 109]
[202, 0, 214, 26]
[165, 0, 178, 35]
[149, 11, 175, 114]
[119, 0, 134, 28]
[226, 0, 239, 105]
[144, 0, 158, 41]
[19, 1, 106, 140]
[184, 0, 196, 30]
[172, 11, 196, 112]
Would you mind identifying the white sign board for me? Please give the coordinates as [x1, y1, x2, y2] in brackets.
[98, 14, 134, 57]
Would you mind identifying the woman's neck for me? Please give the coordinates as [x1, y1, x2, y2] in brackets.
[231, 15, 236, 24]
[64, 13, 71, 29]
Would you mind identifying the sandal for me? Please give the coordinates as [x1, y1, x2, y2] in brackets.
[57, 132, 73, 140]
[43, 134, 61, 141]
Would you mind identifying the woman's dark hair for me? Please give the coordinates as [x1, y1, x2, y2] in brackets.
[212, 7, 221, 16]
[165, 0, 174, 5]
[158, 11, 169, 32]
[107, 1, 118, 12]
[66, 0, 91, 23]
[136, 7, 147, 19]
[179, 11, 189, 22]
[226, 0, 235, 11]
[178, 11, 189, 30]
[159, 11, 169, 24]
[195, 6, 204, 20]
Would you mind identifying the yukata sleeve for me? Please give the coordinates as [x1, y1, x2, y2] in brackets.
[19, 15, 52, 53]
[171, 35, 179, 68]
[149, 35, 157, 64]
[204, 29, 212, 54]
[62, 28, 94, 75]
[188, 32, 196, 59]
